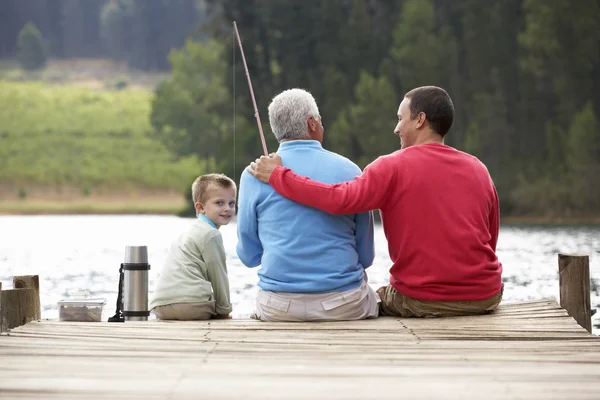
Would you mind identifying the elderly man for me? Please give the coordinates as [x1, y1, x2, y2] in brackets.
[236, 88, 380, 322]
[248, 86, 503, 318]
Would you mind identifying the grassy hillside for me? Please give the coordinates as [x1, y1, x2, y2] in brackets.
[0, 80, 203, 212]
[0, 58, 167, 90]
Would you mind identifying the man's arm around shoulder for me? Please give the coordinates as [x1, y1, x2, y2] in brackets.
[267, 154, 394, 215]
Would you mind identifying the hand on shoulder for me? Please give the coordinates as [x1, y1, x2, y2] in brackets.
[247, 153, 282, 183]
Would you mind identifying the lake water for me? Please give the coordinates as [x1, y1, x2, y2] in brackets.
[1, 215, 599, 330]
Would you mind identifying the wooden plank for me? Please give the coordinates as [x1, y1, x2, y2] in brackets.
[13, 275, 41, 320]
[1, 358, 600, 400]
[1, 299, 600, 399]
[559, 253, 592, 333]
[0, 288, 37, 331]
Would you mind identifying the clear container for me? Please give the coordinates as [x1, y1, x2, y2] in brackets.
[58, 297, 106, 322]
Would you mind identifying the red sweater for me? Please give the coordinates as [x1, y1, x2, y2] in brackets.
[269, 143, 502, 301]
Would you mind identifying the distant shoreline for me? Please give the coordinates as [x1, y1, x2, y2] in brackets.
[501, 216, 600, 226]
[0, 198, 185, 216]
[1, 200, 599, 226]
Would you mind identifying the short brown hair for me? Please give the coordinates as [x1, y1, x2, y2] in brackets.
[191, 173, 236, 204]
[404, 86, 454, 137]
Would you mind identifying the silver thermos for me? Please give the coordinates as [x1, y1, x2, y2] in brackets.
[122, 245, 151, 321]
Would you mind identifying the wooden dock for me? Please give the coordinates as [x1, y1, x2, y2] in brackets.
[1, 299, 600, 399]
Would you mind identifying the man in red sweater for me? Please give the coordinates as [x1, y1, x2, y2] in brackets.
[248, 86, 503, 318]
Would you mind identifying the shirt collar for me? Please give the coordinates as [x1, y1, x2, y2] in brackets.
[277, 140, 323, 151]
[197, 213, 217, 229]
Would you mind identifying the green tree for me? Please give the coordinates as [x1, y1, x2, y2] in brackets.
[388, 0, 458, 94]
[145, 0, 600, 220]
[151, 39, 230, 159]
[329, 72, 398, 168]
[206, 0, 396, 141]
[567, 103, 600, 173]
[519, 0, 600, 174]
[128, 0, 203, 71]
[511, 0, 600, 217]
[385, 0, 460, 150]
[16, 21, 47, 70]
[100, 0, 134, 62]
[150, 38, 263, 178]
[520, 0, 600, 126]
[457, 0, 522, 156]
[565, 103, 600, 211]
[461, 68, 511, 182]
[60, 0, 104, 57]
[341, 0, 377, 84]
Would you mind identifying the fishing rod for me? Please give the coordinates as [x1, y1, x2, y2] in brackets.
[233, 21, 269, 156]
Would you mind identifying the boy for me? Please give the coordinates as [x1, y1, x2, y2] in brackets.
[150, 173, 236, 320]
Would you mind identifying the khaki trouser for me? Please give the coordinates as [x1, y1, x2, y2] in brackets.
[377, 284, 503, 318]
[253, 278, 380, 322]
[152, 301, 216, 320]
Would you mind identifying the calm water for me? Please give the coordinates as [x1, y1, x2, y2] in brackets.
[1, 215, 599, 328]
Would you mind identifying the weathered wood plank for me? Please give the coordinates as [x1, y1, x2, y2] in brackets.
[0, 288, 37, 331]
[1, 360, 600, 400]
[1, 299, 600, 399]
[13, 275, 41, 320]
[559, 253, 592, 333]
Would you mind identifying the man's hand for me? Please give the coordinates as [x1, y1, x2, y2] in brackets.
[247, 153, 282, 183]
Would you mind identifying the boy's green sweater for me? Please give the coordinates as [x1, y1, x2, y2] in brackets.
[149, 218, 232, 315]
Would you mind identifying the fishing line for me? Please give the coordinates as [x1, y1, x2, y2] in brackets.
[233, 21, 269, 156]
[232, 24, 236, 182]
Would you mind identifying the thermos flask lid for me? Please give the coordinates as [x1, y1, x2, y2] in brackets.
[124, 245, 148, 264]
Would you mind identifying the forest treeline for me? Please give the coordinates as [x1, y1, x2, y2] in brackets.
[1, 0, 599, 218]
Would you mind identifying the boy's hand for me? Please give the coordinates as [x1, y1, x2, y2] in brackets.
[212, 313, 232, 320]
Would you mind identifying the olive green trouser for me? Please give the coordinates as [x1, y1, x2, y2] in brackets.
[377, 284, 503, 318]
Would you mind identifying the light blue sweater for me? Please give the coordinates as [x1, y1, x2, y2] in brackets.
[236, 140, 374, 293]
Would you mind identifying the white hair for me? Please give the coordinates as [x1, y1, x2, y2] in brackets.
[268, 88, 320, 142]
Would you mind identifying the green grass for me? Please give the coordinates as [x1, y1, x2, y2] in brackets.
[0, 199, 185, 215]
[0, 81, 203, 192]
